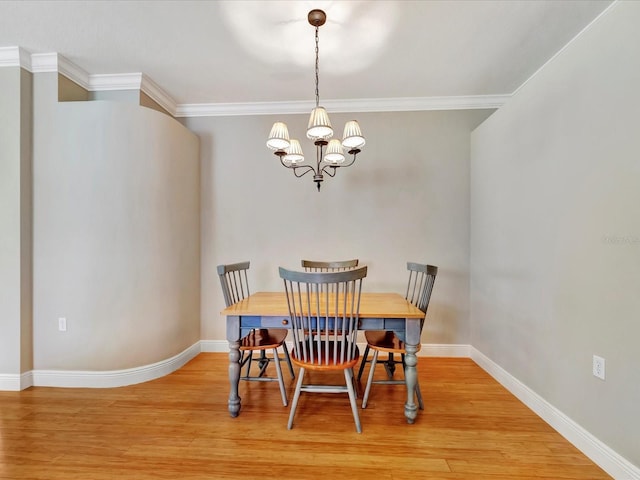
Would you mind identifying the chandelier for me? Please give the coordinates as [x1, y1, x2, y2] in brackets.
[266, 9, 365, 192]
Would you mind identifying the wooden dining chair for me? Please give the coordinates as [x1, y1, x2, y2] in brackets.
[301, 259, 359, 272]
[358, 262, 437, 409]
[301, 259, 360, 363]
[279, 265, 368, 433]
[217, 261, 294, 406]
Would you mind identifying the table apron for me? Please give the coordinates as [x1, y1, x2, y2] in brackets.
[230, 316, 418, 343]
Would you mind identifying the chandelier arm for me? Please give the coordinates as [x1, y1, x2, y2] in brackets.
[320, 165, 338, 177]
[291, 165, 316, 178]
[320, 151, 360, 175]
[277, 155, 316, 176]
[341, 151, 360, 168]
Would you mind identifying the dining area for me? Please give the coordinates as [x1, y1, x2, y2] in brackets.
[2, 0, 636, 476]
[219, 259, 437, 433]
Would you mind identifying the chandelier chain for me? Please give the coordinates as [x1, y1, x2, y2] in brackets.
[314, 25, 320, 107]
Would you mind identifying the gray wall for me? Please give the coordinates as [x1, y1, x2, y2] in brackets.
[0, 67, 33, 374]
[184, 109, 493, 344]
[31, 73, 201, 370]
[470, 1, 639, 467]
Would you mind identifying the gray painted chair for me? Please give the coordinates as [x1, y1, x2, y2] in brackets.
[217, 261, 294, 406]
[358, 262, 437, 409]
[280, 265, 368, 433]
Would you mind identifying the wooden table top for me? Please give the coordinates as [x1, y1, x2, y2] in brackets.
[221, 292, 425, 319]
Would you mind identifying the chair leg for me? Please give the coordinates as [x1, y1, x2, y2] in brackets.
[415, 378, 424, 410]
[357, 345, 370, 382]
[345, 368, 362, 433]
[244, 351, 254, 378]
[287, 367, 305, 430]
[361, 350, 379, 409]
[383, 352, 397, 379]
[272, 348, 288, 407]
[349, 368, 359, 399]
[258, 350, 268, 373]
[281, 342, 295, 379]
[239, 350, 254, 379]
[257, 357, 269, 378]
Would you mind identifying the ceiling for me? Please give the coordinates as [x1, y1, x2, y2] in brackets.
[0, 0, 613, 110]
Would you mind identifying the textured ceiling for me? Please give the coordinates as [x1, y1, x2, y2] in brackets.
[0, 0, 613, 106]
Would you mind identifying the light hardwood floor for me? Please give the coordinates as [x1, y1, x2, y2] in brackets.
[0, 354, 610, 479]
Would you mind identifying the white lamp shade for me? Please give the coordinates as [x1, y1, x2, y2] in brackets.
[267, 122, 290, 150]
[283, 139, 304, 164]
[341, 120, 365, 149]
[323, 139, 345, 164]
[306, 107, 333, 140]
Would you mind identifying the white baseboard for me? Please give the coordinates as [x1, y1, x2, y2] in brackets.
[0, 374, 20, 391]
[419, 343, 470, 357]
[200, 339, 229, 352]
[0, 371, 33, 390]
[30, 342, 201, 389]
[471, 347, 640, 480]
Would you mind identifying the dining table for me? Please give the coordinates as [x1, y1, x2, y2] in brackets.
[222, 291, 426, 424]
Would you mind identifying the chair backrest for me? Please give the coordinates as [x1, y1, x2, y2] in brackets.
[301, 259, 359, 272]
[279, 266, 368, 366]
[405, 262, 438, 314]
[217, 261, 251, 307]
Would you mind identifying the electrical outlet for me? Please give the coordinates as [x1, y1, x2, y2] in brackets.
[58, 317, 67, 332]
[593, 355, 605, 380]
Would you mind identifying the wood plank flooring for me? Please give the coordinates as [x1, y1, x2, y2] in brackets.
[0, 354, 610, 479]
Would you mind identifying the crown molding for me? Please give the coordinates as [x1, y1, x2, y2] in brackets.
[0, 46, 32, 70]
[140, 73, 178, 116]
[175, 94, 509, 118]
[29, 52, 92, 90]
[30, 52, 60, 72]
[58, 55, 90, 90]
[89, 72, 142, 91]
[88, 72, 177, 115]
[0, 48, 177, 115]
[2, 47, 507, 118]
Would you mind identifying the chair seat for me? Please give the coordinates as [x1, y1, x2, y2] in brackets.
[364, 330, 422, 354]
[240, 328, 288, 350]
[291, 342, 360, 371]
